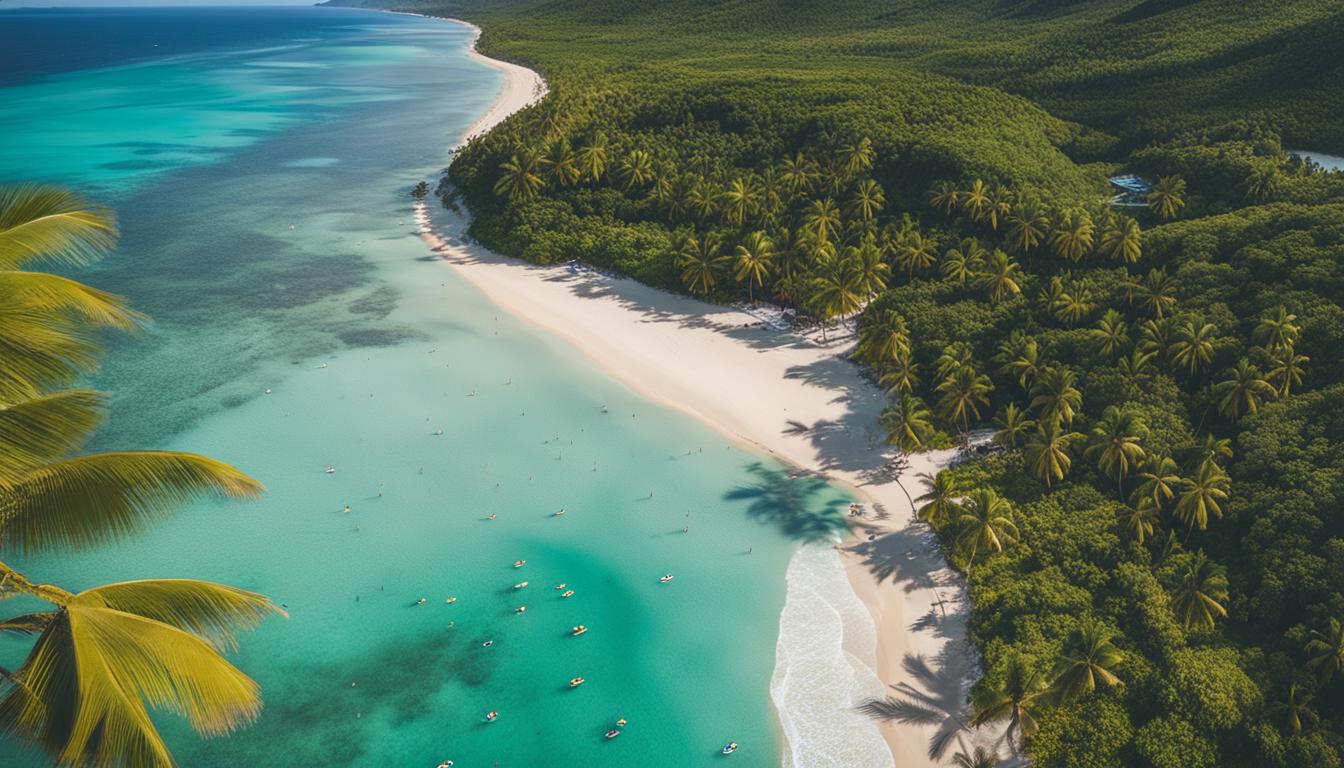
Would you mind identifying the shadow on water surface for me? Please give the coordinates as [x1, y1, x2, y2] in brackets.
[722, 462, 849, 543]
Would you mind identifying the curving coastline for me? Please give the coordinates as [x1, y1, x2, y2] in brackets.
[419, 16, 976, 767]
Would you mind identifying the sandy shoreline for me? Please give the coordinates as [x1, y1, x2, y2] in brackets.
[418, 16, 979, 766]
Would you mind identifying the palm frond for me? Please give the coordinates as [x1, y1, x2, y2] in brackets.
[0, 389, 104, 485]
[0, 308, 102, 403]
[0, 613, 54, 635]
[0, 452, 264, 554]
[76, 579, 283, 651]
[0, 270, 143, 330]
[0, 184, 117, 270]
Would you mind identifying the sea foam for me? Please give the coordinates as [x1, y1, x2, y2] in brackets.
[771, 545, 894, 768]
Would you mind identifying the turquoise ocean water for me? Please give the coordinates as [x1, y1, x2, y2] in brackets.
[0, 8, 852, 767]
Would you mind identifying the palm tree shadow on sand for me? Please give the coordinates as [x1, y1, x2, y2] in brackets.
[722, 462, 850, 542]
[857, 643, 1012, 765]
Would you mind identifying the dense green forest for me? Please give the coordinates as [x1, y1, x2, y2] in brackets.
[329, 0, 1344, 765]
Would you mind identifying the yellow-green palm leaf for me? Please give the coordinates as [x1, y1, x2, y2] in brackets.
[0, 389, 104, 484]
[1, 579, 278, 767]
[1, 452, 264, 554]
[0, 185, 117, 270]
[0, 308, 103, 403]
[0, 270, 142, 331]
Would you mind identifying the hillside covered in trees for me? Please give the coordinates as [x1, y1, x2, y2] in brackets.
[328, 0, 1344, 765]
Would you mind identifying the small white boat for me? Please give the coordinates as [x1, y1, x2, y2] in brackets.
[513, 560, 526, 568]
[561, 590, 574, 598]
[722, 742, 738, 755]
[659, 574, 674, 583]
[514, 581, 529, 590]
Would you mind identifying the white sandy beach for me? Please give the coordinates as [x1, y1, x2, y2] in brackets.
[426, 23, 981, 767]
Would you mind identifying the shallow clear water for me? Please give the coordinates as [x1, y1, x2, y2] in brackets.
[0, 8, 851, 766]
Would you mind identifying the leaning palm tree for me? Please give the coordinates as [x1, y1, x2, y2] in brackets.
[1168, 551, 1228, 631]
[854, 309, 910, 366]
[1084, 405, 1147, 492]
[976, 250, 1022, 304]
[878, 351, 921, 396]
[493, 149, 545, 202]
[1024, 420, 1084, 488]
[733, 230, 774, 302]
[1050, 624, 1123, 703]
[882, 395, 935, 454]
[1097, 214, 1142, 263]
[954, 488, 1018, 567]
[1212, 359, 1276, 419]
[1265, 344, 1309, 398]
[915, 471, 963, 531]
[1253, 305, 1300, 352]
[1174, 458, 1230, 532]
[1147, 175, 1186, 220]
[992, 404, 1034, 450]
[676, 234, 730, 296]
[1028, 366, 1083, 427]
[1305, 618, 1344, 683]
[971, 654, 1047, 755]
[937, 365, 994, 436]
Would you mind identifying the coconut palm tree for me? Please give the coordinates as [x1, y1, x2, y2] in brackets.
[1097, 214, 1142, 263]
[850, 236, 890, 297]
[778, 152, 820, 196]
[995, 332, 1042, 391]
[1029, 366, 1083, 427]
[916, 471, 963, 530]
[1168, 551, 1228, 630]
[1118, 348, 1157, 381]
[882, 396, 935, 454]
[937, 365, 994, 435]
[928, 180, 960, 216]
[849, 178, 885, 221]
[677, 234, 729, 296]
[1268, 684, 1318, 736]
[879, 352, 922, 396]
[1131, 454, 1182, 511]
[1147, 175, 1186, 220]
[575, 132, 609, 182]
[1050, 624, 1123, 702]
[1117, 500, 1160, 545]
[992, 404, 1035, 450]
[539, 141, 581, 187]
[721, 175, 762, 226]
[1004, 196, 1050, 255]
[855, 308, 910, 365]
[1170, 316, 1219, 376]
[971, 654, 1046, 753]
[892, 229, 938, 281]
[802, 198, 842, 244]
[809, 259, 864, 338]
[493, 150, 545, 202]
[960, 179, 991, 223]
[1254, 305, 1300, 351]
[1049, 279, 1095, 326]
[1212, 359, 1276, 419]
[1134, 268, 1178, 319]
[1265, 344, 1309, 398]
[1174, 458, 1230, 532]
[1049, 209, 1094, 262]
[984, 184, 1014, 231]
[1085, 405, 1148, 492]
[942, 237, 986, 286]
[954, 488, 1018, 566]
[977, 250, 1022, 304]
[733, 230, 774, 302]
[1244, 164, 1280, 201]
[1305, 618, 1344, 683]
[837, 136, 875, 181]
[687, 177, 721, 224]
[934, 342, 976, 382]
[1024, 420, 1084, 488]
[616, 149, 654, 191]
[1090, 309, 1130, 358]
